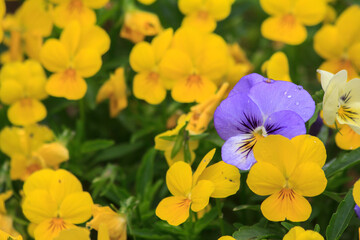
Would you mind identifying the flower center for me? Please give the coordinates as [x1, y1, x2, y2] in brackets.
[281, 14, 296, 27]
[186, 74, 202, 87]
[252, 126, 268, 141]
[68, 0, 83, 11]
[278, 188, 295, 201]
[197, 11, 209, 20]
[63, 69, 77, 81]
[49, 218, 67, 233]
[147, 72, 159, 82]
[20, 98, 32, 107]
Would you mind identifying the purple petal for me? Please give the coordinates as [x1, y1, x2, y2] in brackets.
[355, 205, 360, 219]
[248, 81, 315, 122]
[214, 94, 264, 140]
[229, 73, 267, 97]
[221, 134, 257, 170]
[264, 110, 306, 139]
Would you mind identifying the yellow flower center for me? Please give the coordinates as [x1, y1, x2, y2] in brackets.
[49, 218, 67, 233]
[19, 98, 32, 107]
[68, 0, 83, 12]
[279, 188, 295, 201]
[281, 14, 296, 27]
[197, 11, 209, 20]
[147, 72, 159, 83]
[186, 74, 202, 87]
[25, 163, 42, 177]
[63, 69, 77, 81]
[253, 126, 267, 141]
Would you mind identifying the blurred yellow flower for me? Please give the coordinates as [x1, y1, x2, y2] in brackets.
[353, 179, 360, 209]
[335, 125, 360, 150]
[97, 67, 128, 117]
[187, 82, 229, 134]
[1, 0, 53, 62]
[87, 205, 127, 240]
[0, 124, 69, 181]
[129, 28, 173, 104]
[178, 0, 234, 32]
[120, 10, 162, 43]
[160, 27, 229, 103]
[0, 229, 22, 240]
[262, 51, 292, 82]
[218, 237, 235, 240]
[155, 114, 199, 166]
[40, 21, 110, 100]
[51, 0, 109, 28]
[283, 226, 324, 240]
[0, 191, 21, 238]
[156, 149, 240, 225]
[226, 43, 253, 87]
[260, 0, 326, 45]
[0, 0, 5, 43]
[314, 5, 360, 79]
[0, 60, 48, 125]
[137, 0, 156, 5]
[247, 135, 327, 222]
[22, 169, 93, 240]
[54, 228, 91, 240]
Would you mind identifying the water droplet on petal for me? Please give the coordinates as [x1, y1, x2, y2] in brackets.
[284, 91, 287, 95]
[295, 102, 299, 106]
[314, 140, 317, 143]
[287, 95, 292, 98]
[297, 85, 303, 90]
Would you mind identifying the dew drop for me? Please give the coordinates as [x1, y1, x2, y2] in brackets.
[284, 91, 287, 95]
[295, 102, 299, 106]
[287, 95, 292, 98]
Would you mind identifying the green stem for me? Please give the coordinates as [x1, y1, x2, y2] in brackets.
[78, 99, 86, 142]
[216, 199, 225, 236]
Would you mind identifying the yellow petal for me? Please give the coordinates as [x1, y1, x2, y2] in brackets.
[80, 25, 110, 55]
[0, 230, 22, 240]
[290, 135, 326, 167]
[22, 189, 57, 223]
[0, 127, 25, 157]
[34, 219, 76, 240]
[46, 70, 87, 100]
[198, 161, 240, 198]
[289, 162, 327, 197]
[36, 142, 69, 167]
[59, 192, 93, 224]
[52, 4, 96, 29]
[178, 0, 202, 15]
[133, 72, 166, 105]
[98, 224, 110, 240]
[166, 161, 192, 197]
[218, 237, 236, 240]
[348, 42, 360, 71]
[190, 180, 214, 212]
[319, 60, 358, 80]
[192, 148, 216, 185]
[313, 25, 343, 60]
[40, 39, 69, 72]
[335, 5, 360, 48]
[353, 179, 360, 207]
[260, 0, 291, 15]
[283, 226, 306, 240]
[151, 28, 173, 62]
[261, 190, 311, 222]
[54, 228, 90, 240]
[206, 0, 233, 20]
[335, 125, 360, 150]
[83, 0, 109, 9]
[298, 231, 324, 240]
[129, 42, 156, 72]
[294, 0, 326, 25]
[181, 13, 217, 33]
[73, 49, 102, 77]
[261, 15, 307, 45]
[0, 80, 24, 104]
[155, 196, 190, 226]
[164, 146, 197, 166]
[253, 135, 298, 178]
[8, 99, 47, 126]
[60, 21, 81, 56]
[247, 161, 285, 196]
[23, 169, 54, 195]
[171, 75, 217, 103]
[10, 154, 39, 181]
[0, 190, 12, 214]
[265, 51, 291, 82]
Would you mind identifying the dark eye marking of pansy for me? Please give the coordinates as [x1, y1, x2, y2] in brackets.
[340, 90, 351, 103]
[236, 112, 262, 134]
[265, 123, 283, 134]
[236, 135, 257, 158]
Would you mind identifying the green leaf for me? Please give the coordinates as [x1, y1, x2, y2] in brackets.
[159, 135, 177, 141]
[324, 148, 360, 178]
[189, 133, 209, 140]
[194, 207, 219, 234]
[81, 139, 115, 153]
[136, 148, 156, 198]
[281, 222, 297, 231]
[306, 103, 322, 131]
[323, 191, 343, 203]
[131, 228, 175, 240]
[314, 224, 321, 233]
[93, 142, 144, 163]
[233, 226, 281, 240]
[326, 189, 355, 240]
[312, 89, 324, 104]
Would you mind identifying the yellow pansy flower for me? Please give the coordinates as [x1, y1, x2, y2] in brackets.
[87, 205, 127, 240]
[137, 0, 156, 5]
[218, 237, 235, 240]
[187, 82, 229, 134]
[156, 149, 240, 226]
[178, 0, 234, 32]
[160, 27, 229, 103]
[262, 51, 292, 82]
[0, 124, 69, 181]
[0, 60, 48, 125]
[226, 43, 253, 87]
[97, 67, 128, 117]
[54, 226, 110, 240]
[0, 191, 21, 238]
[0, 0, 5, 43]
[129, 28, 173, 104]
[1, 0, 53, 62]
[353, 179, 360, 210]
[335, 125, 360, 150]
[51, 0, 109, 28]
[283, 226, 324, 240]
[22, 169, 93, 240]
[314, 5, 360, 79]
[40, 21, 110, 100]
[120, 10, 162, 43]
[247, 135, 327, 222]
[0, 230, 22, 240]
[260, 0, 326, 45]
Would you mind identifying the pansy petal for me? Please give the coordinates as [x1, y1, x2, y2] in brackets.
[353, 179, 360, 207]
[40, 39, 69, 72]
[8, 99, 47, 126]
[335, 125, 360, 150]
[46, 71, 87, 100]
[73, 49, 102, 78]
[260, 0, 291, 15]
[247, 162, 285, 196]
[22, 189, 57, 223]
[178, 0, 202, 15]
[289, 162, 327, 197]
[52, 4, 96, 28]
[317, 69, 334, 92]
[214, 94, 263, 140]
[133, 73, 166, 105]
[314, 25, 343, 60]
[83, 0, 109, 9]
[335, 5, 360, 48]
[23, 169, 54, 195]
[193, 149, 216, 185]
[319, 60, 358, 80]
[221, 134, 257, 171]
[159, 49, 193, 81]
[264, 110, 306, 139]
[80, 25, 110, 55]
[60, 21, 81, 56]
[155, 196, 190, 226]
[249, 80, 315, 121]
[190, 180, 214, 212]
[229, 73, 267, 96]
[129, 42, 156, 72]
[348, 42, 360, 71]
[166, 161, 192, 197]
[291, 135, 326, 167]
[265, 52, 291, 82]
[0, 80, 24, 104]
[261, 190, 311, 222]
[59, 192, 93, 223]
[34, 219, 76, 240]
[151, 28, 173, 62]
[54, 228, 90, 240]
[283, 226, 305, 240]
[294, 0, 326, 26]
[198, 161, 240, 198]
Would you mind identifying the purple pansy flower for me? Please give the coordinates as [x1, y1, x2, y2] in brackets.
[355, 205, 360, 219]
[214, 73, 315, 170]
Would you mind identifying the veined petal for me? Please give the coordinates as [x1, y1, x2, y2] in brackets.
[155, 196, 190, 226]
[190, 180, 214, 212]
[192, 149, 216, 185]
[22, 189, 57, 223]
[313, 25, 343, 60]
[133, 72, 166, 105]
[54, 228, 90, 240]
[40, 39, 69, 72]
[294, 0, 326, 26]
[46, 71, 87, 100]
[34, 219, 76, 240]
[289, 162, 327, 197]
[8, 99, 47, 126]
[198, 161, 240, 198]
[59, 192, 93, 224]
[159, 48, 193, 82]
[247, 161, 285, 196]
[166, 161, 193, 197]
[73, 49, 102, 77]
[291, 135, 326, 167]
[261, 15, 307, 45]
[130, 42, 156, 72]
[260, 0, 291, 15]
[261, 189, 312, 222]
[335, 125, 360, 150]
